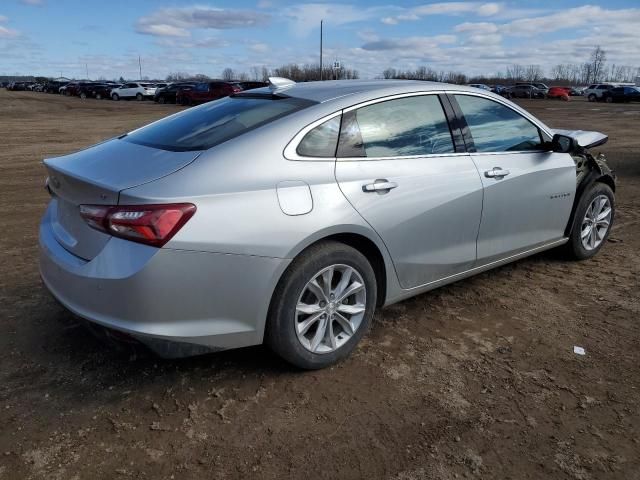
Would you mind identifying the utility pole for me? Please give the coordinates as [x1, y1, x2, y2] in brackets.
[319, 20, 323, 81]
[85, 63, 89, 80]
[138, 56, 142, 80]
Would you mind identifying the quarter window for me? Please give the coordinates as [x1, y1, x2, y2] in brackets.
[454, 95, 544, 153]
[337, 95, 455, 158]
[297, 116, 341, 157]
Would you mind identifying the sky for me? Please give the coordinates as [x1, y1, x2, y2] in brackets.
[1, 0, 639, 80]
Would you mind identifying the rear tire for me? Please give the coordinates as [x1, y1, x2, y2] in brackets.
[588, 94, 597, 102]
[605, 96, 613, 103]
[136, 93, 143, 101]
[80, 92, 87, 99]
[266, 241, 377, 369]
[112, 93, 119, 101]
[564, 182, 615, 260]
[158, 96, 166, 104]
[96, 93, 102, 100]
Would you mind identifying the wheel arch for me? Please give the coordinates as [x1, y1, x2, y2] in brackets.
[282, 227, 398, 308]
[565, 170, 616, 237]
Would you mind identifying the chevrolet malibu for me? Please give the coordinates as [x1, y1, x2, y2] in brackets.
[40, 79, 615, 369]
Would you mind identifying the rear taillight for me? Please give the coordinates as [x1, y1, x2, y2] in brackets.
[79, 203, 196, 247]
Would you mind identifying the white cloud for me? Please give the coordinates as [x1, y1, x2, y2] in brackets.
[383, 2, 502, 24]
[136, 6, 270, 37]
[454, 21, 498, 34]
[249, 42, 269, 53]
[285, 3, 389, 36]
[0, 25, 19, 38]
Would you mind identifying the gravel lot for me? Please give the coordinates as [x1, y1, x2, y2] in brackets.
[0, 89, 639, 480]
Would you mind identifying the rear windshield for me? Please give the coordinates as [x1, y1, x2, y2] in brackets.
[123, 95, 314, 151]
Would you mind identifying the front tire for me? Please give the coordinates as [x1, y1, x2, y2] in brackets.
[565, 182, 615, 260]
[112, 93, 119, 101]
[136, 93, 143, 101]
[266, 241, 377, 369]
[588, 94, 597, 102]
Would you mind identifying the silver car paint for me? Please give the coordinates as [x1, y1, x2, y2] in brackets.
[40, 80, 583, 356]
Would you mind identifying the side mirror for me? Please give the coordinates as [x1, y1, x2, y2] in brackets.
[551, 134, 577, 153]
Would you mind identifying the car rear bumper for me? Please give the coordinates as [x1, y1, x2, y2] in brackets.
[39, 203, 289, 357]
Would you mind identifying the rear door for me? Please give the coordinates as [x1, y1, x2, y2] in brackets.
[334, 93, 484, 289]
[449, 93, 575, 264]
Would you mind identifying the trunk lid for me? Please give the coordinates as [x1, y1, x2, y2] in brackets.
[44, 138, 200, 260]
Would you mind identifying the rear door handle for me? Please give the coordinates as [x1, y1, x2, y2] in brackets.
[484, 167, 510, 178]
[362, 179, 398, 193]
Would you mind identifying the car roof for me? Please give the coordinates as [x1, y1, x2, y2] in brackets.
[251, 79, 487, 106]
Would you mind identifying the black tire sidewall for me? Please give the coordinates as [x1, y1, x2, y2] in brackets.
[266, 242, 377, 369]
[568, 182, 615, 260]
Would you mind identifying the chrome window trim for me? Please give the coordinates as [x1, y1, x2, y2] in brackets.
[284, 90, 450, 162]
[283, 111, 343, 161]
[284, 88, 555, 162]
[446, 90, 555, 155]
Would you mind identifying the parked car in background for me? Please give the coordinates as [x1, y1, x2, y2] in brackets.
[601, 86, 640, 103]
[506, 84, 545, 99]
[547, 87, 571, 100]
[110, 82, 157, 101]
[468, 84, 491, 91]
[516, 82, 549, 95]
[584, 84, 615, 102]
[43, 81, 66, 93]
[154, 82, 195, 104]
[237, 81, 268, 90]
[39, 79, 616, 369]
[491, 85, 508, 96]
[77, 83, 117, 100]
[177, 81, 243, 105]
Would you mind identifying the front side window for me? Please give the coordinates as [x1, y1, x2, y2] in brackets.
[124, 95, 314, 151]
[454, 95, 544, 153]
[337, 95, 455, 158]
[297, 116, 341, 157]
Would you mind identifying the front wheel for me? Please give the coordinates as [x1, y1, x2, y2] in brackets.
[158, 96, 166, 104]
[136, 93, 143, 101]
[605, 96, 613, 103]
[112, 93, 119, 101]
[564, 182, 615, 260]
[266, 241, 377, 369]
[588, 94, 597, 102]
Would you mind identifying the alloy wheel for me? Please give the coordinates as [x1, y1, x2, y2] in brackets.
[295, 264, 366, 354]
[581, 194, 612, 251]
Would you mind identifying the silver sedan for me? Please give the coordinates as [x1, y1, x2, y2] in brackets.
[39, 79, 615, 369]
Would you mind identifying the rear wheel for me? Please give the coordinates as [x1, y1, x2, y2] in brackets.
[96, 93, 102, 100]
[266, 241, 377, 369]
[158, 96, 166, 104]
[136, 93, 143, 101]
[112, 93, 119, 101]
[80, 92, 87, 99]
[588, 94, 597, 102]
[564, 182, 614, 260]
[605, 96, 613, 103]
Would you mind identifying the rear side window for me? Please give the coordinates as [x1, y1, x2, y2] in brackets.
[454, 95, 543, 152]
[297, 116, 341, 157]
[124, 96, 314, 151]
[337, 95, 455, 158]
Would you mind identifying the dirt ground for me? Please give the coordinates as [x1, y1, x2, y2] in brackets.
[0, 89, 638, 480]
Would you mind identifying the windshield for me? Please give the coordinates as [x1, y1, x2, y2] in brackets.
[123, 95, 315, 151]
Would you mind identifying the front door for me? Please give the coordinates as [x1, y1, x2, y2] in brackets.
[450, 93, 576, 264]
[335, 94, 484, 289]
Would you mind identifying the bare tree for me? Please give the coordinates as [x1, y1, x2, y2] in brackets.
[589, 46, 607, 83]
[506, 64, 526, 81]
[221, 68, 235, 81]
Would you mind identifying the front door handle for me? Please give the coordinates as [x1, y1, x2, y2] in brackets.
[484, 167, 510, 179]
[362, 179, 398, 193]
